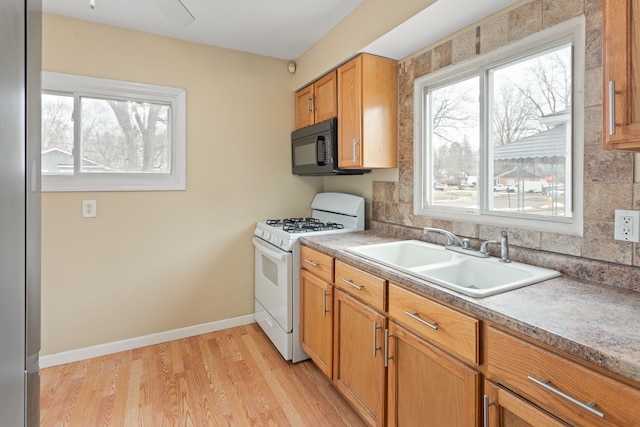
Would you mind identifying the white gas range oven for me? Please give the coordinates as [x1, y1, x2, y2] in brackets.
[252, 192, 365, 362]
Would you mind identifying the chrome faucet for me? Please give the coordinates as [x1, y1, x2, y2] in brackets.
[423, 227, 487, 258]
[500, 230, 511, 263]
[423, 227, 466, 247]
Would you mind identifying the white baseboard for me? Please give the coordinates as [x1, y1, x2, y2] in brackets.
[40, 314, 256, 368]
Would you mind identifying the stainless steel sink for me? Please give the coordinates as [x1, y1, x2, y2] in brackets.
[346, 240, 560, 297]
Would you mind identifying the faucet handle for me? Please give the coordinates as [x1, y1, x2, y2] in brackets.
[480, 240, 497, 254]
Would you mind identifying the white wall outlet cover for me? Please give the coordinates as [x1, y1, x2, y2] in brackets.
[614, 209, 640, 242]
[82, 200, 97, 218]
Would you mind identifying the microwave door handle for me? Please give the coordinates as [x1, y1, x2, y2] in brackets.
[316, 136, 327, 166]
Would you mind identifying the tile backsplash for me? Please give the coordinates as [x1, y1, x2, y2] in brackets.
[371, 0, 640, 270]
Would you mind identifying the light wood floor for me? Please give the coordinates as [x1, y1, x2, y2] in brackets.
[40, 323, 366, 426]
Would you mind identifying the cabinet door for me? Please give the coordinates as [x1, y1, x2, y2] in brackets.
[295, 84, 314, 129]
[484, 380, 570, 427]
[313, 71, 337, 123]
[300, 269, 333, 378]
[337, 56, 363, 168]
[333, 289, 385, 427]
[387, 321, 479, 427]
[603, 0, 640, 150]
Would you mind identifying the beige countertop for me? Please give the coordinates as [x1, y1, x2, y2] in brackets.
[300, 230, 640, 385]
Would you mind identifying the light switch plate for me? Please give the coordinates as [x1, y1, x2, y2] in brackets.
[614, 209, 640, 242]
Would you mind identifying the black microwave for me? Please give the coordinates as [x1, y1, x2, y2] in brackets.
[291, 118, 370, 176]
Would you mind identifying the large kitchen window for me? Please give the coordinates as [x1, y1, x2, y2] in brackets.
[414, 17, 584, 235]
[41, 72, 186, 191]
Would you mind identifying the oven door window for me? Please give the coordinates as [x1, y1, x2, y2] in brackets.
[253, 237, 293, 331]
[261, 254, 279, 285]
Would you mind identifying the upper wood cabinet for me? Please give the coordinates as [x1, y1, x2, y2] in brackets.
[337, 54, 398, 169]
[603, 0, 640, 150]
[295, 71, 337, 130]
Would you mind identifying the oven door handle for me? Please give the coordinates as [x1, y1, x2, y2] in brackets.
[252, 237, 289, 262]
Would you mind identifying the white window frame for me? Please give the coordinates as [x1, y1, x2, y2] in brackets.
[414, 17, 585, 236]
[41, 72, 186, 192]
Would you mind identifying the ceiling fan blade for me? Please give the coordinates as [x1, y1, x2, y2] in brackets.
[151, 0, 195, 26]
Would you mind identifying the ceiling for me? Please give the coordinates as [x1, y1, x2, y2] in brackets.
[42, 0, 521, 62]
[41, 0, 365, 60]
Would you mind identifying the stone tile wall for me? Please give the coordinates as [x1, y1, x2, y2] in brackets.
[372, 0, 640, 268]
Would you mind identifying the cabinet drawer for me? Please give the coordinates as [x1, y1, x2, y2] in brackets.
[487, 327, 640, 427]
[388, 283, 479, 365]
[300, 245, 333, 283]
[334, 260, 385, 312]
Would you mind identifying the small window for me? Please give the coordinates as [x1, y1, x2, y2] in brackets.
[415, 17, 584, 235]
[41, 72, 186, 191]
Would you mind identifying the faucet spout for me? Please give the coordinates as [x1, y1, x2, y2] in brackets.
[423, 227, 465, 247]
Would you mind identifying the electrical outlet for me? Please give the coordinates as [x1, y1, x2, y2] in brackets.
[614, 209, 640, 242]
[82, 200, 97, 218]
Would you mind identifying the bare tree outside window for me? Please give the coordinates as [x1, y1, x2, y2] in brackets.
[425, 43, 572, 218]
[429, 76, 480, 209]
[41, 94, 171, 175]
[41, 72, 186, 192]
[81, 98, 170, 173]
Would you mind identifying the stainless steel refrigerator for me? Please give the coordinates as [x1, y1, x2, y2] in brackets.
[0, 0, 41, 425]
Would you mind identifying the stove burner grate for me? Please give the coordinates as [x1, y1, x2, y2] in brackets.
[266, 217, 345, 233]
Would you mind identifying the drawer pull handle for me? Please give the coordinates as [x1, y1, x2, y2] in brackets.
[404, 311, 438, 330]
[609, 80, 617, 136]
[342, 278, 363, 290]
[483, 395, 494, 427]
[527, 376, 605, 419]
[373, 322, 382, 357]
[322, 289, 330, 317]
[384, 328, 393, 368]
[303, 259, 319, 267]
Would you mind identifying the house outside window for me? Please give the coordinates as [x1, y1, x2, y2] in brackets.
[41, 72, 186, 191]
[414, 17, 584, 235]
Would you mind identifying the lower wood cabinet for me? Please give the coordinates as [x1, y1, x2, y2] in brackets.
[487, 326, 640, 426]
[387, 321, 480, 427]
[333, 289, 386, 427]
[484, 380, 569, 427]
[300, 245, 640, 427]
[300, 269, 333, 378]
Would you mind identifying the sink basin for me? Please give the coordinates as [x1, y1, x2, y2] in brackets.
[345, 240, 560, 297]
[345, 240, 453, 269]
[414, 257, 560, 297]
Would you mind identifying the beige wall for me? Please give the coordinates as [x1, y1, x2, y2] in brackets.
[41, 14, 324, 355]
[44, 0, 634, 356]
[41, 0, 442, 356]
